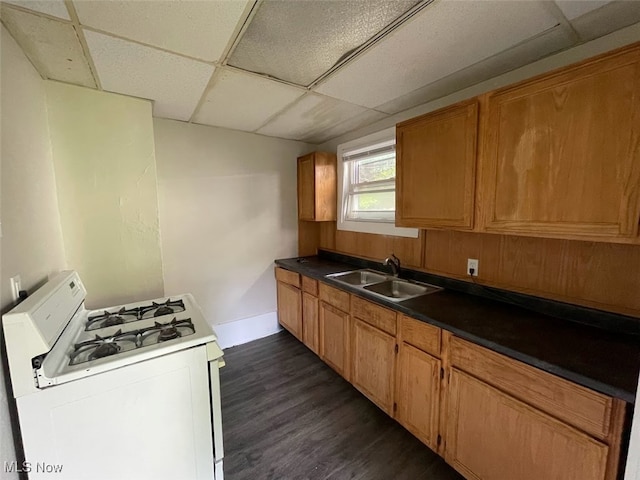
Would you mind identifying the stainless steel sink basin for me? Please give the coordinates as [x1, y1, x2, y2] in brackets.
[326, 269, 388, 286]
[363, 279, 443, 302]
[326, 269, 442, 302]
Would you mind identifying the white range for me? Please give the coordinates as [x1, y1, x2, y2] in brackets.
[2, 270, 225, 480]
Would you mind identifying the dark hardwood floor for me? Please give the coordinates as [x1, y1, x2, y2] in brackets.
[220, 331, 464, 480]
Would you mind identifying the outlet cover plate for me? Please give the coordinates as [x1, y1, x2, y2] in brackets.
[10, 275, 21, 302]
[467, 259, 478, 277]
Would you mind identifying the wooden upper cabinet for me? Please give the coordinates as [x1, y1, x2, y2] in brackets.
[396, 99, 479, 229]
[480, 44, 640, 241]
[297, 152, 337, 221]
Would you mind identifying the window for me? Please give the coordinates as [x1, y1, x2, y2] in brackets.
[337, 128, 418, 238]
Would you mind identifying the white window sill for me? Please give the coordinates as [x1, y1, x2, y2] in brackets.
[337, 219, 419, 238]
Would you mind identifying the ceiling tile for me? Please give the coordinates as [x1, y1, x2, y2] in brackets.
[0, 5, 95, 87]
[84, 30, 214, 121]
[4, 0, 70, 20]
[306, 109, 388, 144]
[256, 93, 373, 142]
[554, 0, 611, 20]
[192, 69, 305, 132]
[315, 0, 560, 108]
[377, 24, 576, 114]
[227, 0, 421, 86]
[570, 1, 640, 41]
[74, 0, 250, 62]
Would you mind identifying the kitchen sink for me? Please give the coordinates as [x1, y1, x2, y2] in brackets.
[363, 279, 442, 302]
[326, 269, 388, 286]
[326, 269, 442, 302]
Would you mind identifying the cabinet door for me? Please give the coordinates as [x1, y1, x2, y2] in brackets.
[396, 99, 478, 229]
[446, 369, 609, 480]
[351, 318, 396, 414]
[319, 301, 350, 381]
[395, 343, 441, 450]
[276, 281, 302, 340]
[298, 153, 316, 221]
[481, 46, 640, 241]
[302, 292, 319, 354]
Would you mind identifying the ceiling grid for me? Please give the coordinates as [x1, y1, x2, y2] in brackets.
[1, 0, 639, 143]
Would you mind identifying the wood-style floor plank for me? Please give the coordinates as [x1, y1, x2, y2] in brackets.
[220, 331, 463, 480]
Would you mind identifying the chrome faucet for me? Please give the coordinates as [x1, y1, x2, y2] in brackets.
[383, 254, 401, 277]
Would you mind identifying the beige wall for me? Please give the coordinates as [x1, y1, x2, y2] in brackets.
[45, 83, 164, 308]
[153, 119, 311, 326]
[0, 26, 67, 478]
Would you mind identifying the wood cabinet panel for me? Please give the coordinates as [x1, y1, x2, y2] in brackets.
[297, 152, 337, 222]
[276, 281, 302, 340]
[332, 229, 424, 268]
[302, 292, 319, 354]
[446, 369, 609, 480]
[301, 276, 318, 296]
[480, 45, 640, 241]
[352, 318, 396, 414]
[399, 315, 441, 357]
[275, 267, 300, 288]
[319, 301, 350, 380]
[318, 282, 350, 312]
[351, 296, 397, 335]
[450, 336, 613, 440]
[396, 343, 441, 450]
[396, 99, 478, 229]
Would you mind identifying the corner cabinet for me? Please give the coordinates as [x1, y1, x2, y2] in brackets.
[396, 99, 478, 230]
[297, 152, 337, 221]
[480, 45, 640, 242]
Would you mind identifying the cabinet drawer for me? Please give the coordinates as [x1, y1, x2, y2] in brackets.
[351, 296, 396, 335]
[301, 276, 318, 296]
[275, 267, 300, 287]
[450, 336, 613, 440]
[319, 282, 350, 312]
[399, 315, 441, 357]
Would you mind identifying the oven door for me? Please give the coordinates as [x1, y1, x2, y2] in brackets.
[16, 345, 214, 480]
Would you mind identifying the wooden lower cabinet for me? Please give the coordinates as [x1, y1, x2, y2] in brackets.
[319, 301, 350, 381]
[351, 318, 396, 415]
[446, 368, 609, 480]
[395, 342, 441, 450]
[276, 281, 302, 339]
[302, 292, 319, 354]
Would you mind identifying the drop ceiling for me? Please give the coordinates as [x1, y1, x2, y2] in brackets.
[2, 0, 640, 144]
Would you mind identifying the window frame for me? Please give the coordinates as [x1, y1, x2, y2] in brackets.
[336, 128, 419, 238]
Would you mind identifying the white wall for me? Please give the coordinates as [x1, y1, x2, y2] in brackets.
[153, 119, 311, 340]
[45, 83, 164, 308]
[0, 25, 67, 478]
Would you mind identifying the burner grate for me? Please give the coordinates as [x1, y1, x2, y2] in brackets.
[85, 299, 186, 331]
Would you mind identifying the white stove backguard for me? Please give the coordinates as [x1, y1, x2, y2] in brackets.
[3, 271, 85, 398]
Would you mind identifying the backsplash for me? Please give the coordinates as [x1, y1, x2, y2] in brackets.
[301, 221, 640, 318]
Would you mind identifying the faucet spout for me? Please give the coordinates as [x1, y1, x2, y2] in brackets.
[383, 254, 401, 277]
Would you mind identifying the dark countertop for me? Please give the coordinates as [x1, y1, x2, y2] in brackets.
[275, 255, 640, 403]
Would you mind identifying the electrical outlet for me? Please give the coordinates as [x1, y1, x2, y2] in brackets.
[10, 275, 21, 302]
[467, 259, 479, 277]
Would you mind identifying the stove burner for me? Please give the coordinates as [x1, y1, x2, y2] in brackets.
[158, 326, 180, 341]
[154, 306, 175, 317]
[139, 318, 195, 346]
[86, 307, 138, 331]
[89, 342, 121, 360]
[102, 315, 124, 327]
[140, 299, 185, 319]
[69, 329, 138, 366]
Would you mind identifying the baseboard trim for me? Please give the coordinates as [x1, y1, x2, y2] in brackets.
[214, 312, 282, 349]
